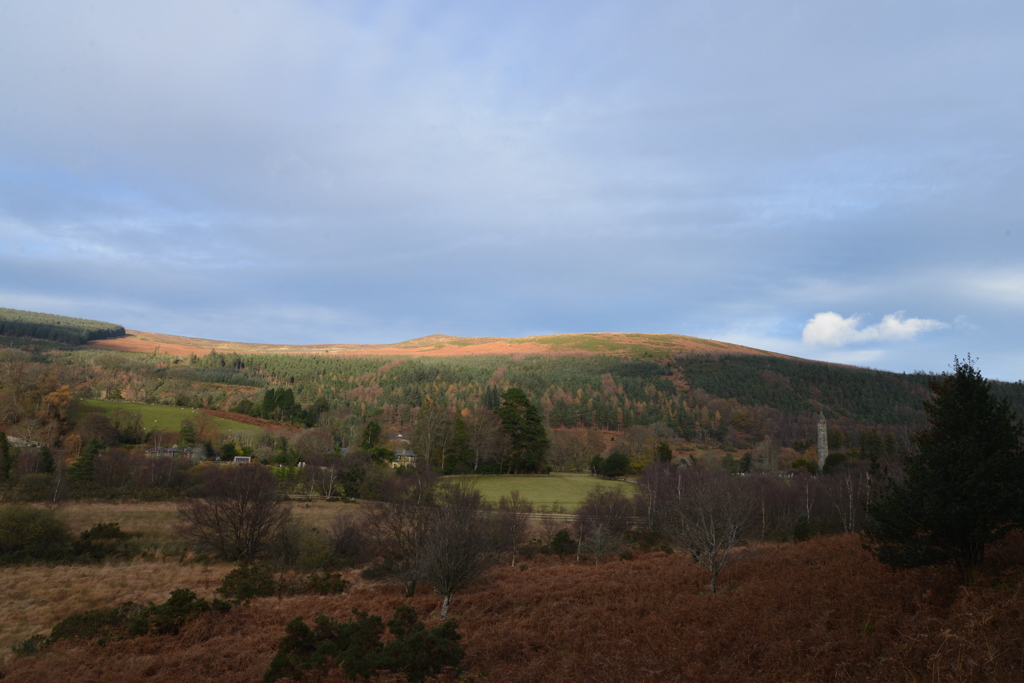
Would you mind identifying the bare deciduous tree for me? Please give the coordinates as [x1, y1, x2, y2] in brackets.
[464, 408, 509, 472]
[496, 490, 534, 566]
[176, 464, 292, 563]
[423, 478, 494, 620]
[536, 503, 567, 546]
[820, 464, 869, 534]
[413, 401, 455, 470]
[751, 437, 780, 474]
[549, 428, 605, 472]
[362, 468, 438, 596]
[573, 488, 633, 565]
[669, 468, 756, 595]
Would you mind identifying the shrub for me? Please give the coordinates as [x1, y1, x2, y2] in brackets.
[328, 513, 371, 566]
[79, 522, 126, 541]
[12, 634, 48, 656]
[304, 570, 349, 596]
[545, 529, 576, 557]
[217, 564, 277, 601]
[297, 530, 334, 572]
[264, 605, 463, 683]
[146, 589, 220, 635]
[794, 515, 813, 542]
[0, 505, 72, 560]
[15, 589, 233, 655]
[48, 603, 141, 642]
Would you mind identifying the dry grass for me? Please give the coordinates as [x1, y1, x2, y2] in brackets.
[0, 560, 232, 668]
[290, 500, 361, 530]
[61, 501, 181, 549]
[59, 500, 357, 546]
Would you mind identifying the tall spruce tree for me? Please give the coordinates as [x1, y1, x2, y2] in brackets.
[69, 438, 103, 484]
[496, 388, 548, 473]
[865, 356, 1024, 584]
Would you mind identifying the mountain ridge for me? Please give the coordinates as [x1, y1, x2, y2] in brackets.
[86, 329, 788, 360]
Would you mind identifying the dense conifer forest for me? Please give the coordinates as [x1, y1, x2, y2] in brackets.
[0, 308, 125, 346]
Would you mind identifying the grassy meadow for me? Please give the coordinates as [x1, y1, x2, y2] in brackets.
[80, 399, 264, 439]
[457, 473, 634, 511]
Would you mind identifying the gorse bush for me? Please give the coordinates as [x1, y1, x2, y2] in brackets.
[146, 589, 231, 635]
[264, 605, 463, 683]
[217, 564, 277, 602]
[14, 589, 232, 655]
[303, 570, 349, 595]
[79, 522, 126, 541]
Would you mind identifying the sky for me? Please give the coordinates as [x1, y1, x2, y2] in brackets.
[1, 1, 1023, 380]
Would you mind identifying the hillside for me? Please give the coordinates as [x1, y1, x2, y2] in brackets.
[3, 309, 1023, 466]
[86, 330, 779, 359]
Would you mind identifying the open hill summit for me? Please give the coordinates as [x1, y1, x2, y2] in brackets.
[86, 329, 779, 359]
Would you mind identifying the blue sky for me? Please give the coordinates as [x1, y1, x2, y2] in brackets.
[1, 1, 1022, 380]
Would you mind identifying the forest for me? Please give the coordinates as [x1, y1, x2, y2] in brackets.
[0, 308, 126, 346]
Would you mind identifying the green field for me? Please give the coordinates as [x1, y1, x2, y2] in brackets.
[457, 473, 635, 511]
[80, 399, 264, 439]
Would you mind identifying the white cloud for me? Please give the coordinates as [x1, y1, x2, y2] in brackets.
[802, 311, 947, 347]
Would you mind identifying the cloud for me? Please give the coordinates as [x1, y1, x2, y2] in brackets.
[802, 312, 947, 347]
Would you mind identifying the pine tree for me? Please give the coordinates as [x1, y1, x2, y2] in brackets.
[69, 438, 103, 484]
[865, 356, 1024, 584]
[496, 388, 548, 473]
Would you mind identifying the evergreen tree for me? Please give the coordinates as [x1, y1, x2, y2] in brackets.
[69, 438, 103, 483]
[0, 432, 11, 483]
[865, 356, 1024, 584]
[361, 421, 382, 450]
[481, 386, 501, 411]
[496, 388, 548, 473]
[39, 446, 54, 474]
[445, 414, 473, 474]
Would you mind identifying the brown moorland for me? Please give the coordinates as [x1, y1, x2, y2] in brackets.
[4, 534, 1024, 682]
[87, 330, 781, 360]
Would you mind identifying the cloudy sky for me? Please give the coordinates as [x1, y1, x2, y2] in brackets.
[1, 1, 1022, 379]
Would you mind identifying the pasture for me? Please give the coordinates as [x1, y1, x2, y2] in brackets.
[80, 399, 264, 439]
[457, 473, 634, 511]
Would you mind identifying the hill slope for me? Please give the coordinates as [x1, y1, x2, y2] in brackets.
[86, 330, 780, 359]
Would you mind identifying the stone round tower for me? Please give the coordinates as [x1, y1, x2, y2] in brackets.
[817, 412, 829, 474]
